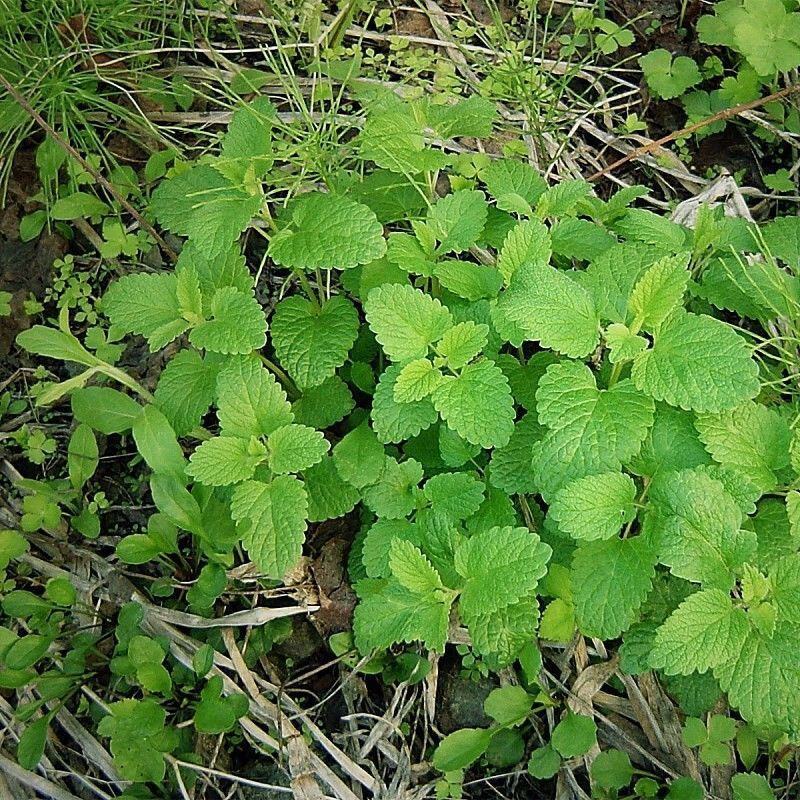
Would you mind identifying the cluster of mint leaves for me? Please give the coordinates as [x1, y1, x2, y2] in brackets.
[16, 89, 800, 754]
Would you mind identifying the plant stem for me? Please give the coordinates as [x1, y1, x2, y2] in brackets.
[295, 270, 321, 311]
[258, 354, 299, 399]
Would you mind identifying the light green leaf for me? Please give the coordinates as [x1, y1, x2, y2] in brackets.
[571, 535, 657, 638]
[427, 189, 488, 254]
[423, 472, 485, 521]
[496, 219, 551, 286]
[627, 253, 690, 332]
[102, 273, 187, 351]
[230, 476, 308, 576]
[268, 192, 386, 269]
[132, 405, 186, 482]
[371, 364, 438, 444]
[436, 321, 489, 369]
[455, 526, 551, 618]
[365, 283, 453, 362]
[187, 436, 266, 486]
[362, 457, 423, 519]
[216, 356, 293, 438]
[353, 577, 453, 652]
[497, 262, 599, 358]
[332, 423, 385, 489]
[267, 424, 329, 474]
[631, 311, 759, 413]
[695, 402, 791, 493]
[303, 456, 360, 522]
[648, 469, 755, 588]
[548, 472, 637, 541]
[650, 588, 749, 675]
[189, 287, 267, 355]
[154, 349, 218, 436]
[432, 359, 515, 449]
[151, 164, 262, 259]
[389, 538, 442, 594]
[271, 295, 360, 388]
[394, 359, 443, 402]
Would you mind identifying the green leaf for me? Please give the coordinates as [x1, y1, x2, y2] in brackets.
[496, 219, 551, 286]
[189, 287, 267, 355]
[437, 321, 489, 369]
[303, 456, 360, 522]
[534, 361, 654, 500]
[292, 376, 354, 428]
[216, 356, 294, 438]
[432, 359, 515, 449]
[187, 436, 266, 486]
[17, 715, 50, 770]
[230, 476, 308, 577]
[433, 259, 502, 301]
[365, 283, 453, 362]
[267, 423, 329, 474]
[353, 576, 453, 652]
[217, 96, 275, 180]
[648, 469, 754, 588]
[468, 595, 539, 667]
[484, 685, 533, 727]
[50, 191, 109, 220]
[358, 109, 449, 174]
[714, 623, 800, 733]
[571, 535, 657, 638]
[528, 744, 561, 779]
[488, 414, 542, 495]
[332, 423, 385, 489]
[394, 359, 443, 402]
[497, 262, 599, 358]
[628, 253, 690, 332]
[591, 750, 634, 791]
[548, 472, 636, 541]
[482, 159, 546, 214]
[151, 164, 262, 259]
[362, 519, 420, 578]
[150, 474, 204, 534]
[426, 95, 497, 138]
[154, 349, 218, 436]
[16, 325, 99, 368]
[695, 402, 791, 493]
[432, 728, 492, 772]
[605, 323, 648, 364]
[271, 295, 359, 388]
[427, 189, 488, 254]
[371, 364, 438, 443]
[362, 457, 423, 519]
[71, 387, 142, 434]
[268, 192, 386, 269]
[650, 589, 749, 675]
[97, 699, 174, 782]
[132, 405, 186, 482]
[639, 49, 701, 99]
[389, 538, 442, 594]
[455, 526, 551, 618]
[423, 472, 485, 521]
[631, 311, 760, 413]
[731, 773, 775, 800]
[535, 180, 592, 219]
[67, 423, 98, 490]
[551, 713, 597, 757]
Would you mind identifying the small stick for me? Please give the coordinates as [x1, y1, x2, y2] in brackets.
[587, 82, 800, 182]
[0, 70, 178, 262]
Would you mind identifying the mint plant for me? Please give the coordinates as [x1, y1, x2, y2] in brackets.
[11, 89, 800, 793]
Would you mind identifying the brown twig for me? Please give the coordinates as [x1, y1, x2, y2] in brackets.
[0, 70, 178, 262]
[587, 82, 800, 182]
